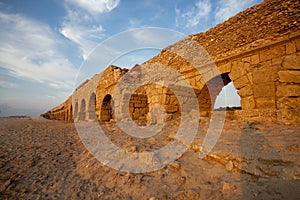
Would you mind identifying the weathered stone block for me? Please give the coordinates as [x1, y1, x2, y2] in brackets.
[286, 42, 297, 55]
[233, 75, 250, 89]
[238, 85, 253, 97]
[243, 62, 251, 72]
[256, 97, 276, 109]
[242, 56, 251, 63]
[132, 112, 140, 120]
[259, 45, 285, 62]
[278, 71, 300, 83]
[188, 76, 197, 88]
[229, 63, 247, 80]
[163, 95, 170, 104]
[166, 105, 178, 113]
[218, 62, 232, 74]
[271, 56, 284, 64]
[277, 84, 300, 97]
[250, 54, 260, 64]
[241, 95, 255, 110]
[134, 103, 146, 108]
[296, 39, 300, 51]
[247, 72, 253, 84]
[261, 60, 272, 66]
[139, 108, 148, 115]
[252, 65, 279, 83]
[150, 95, 161, 104]
[276, 109, 300, 125]
[253, 82, 275, 98]
[282, 53, 300, 69]
[146, 89, 155, 97]
[277, 97, 300, 109]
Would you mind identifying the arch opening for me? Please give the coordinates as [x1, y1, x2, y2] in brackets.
[100, 94, 113, 122]
[214, 73, 241, 110]
[214, 82, 241, 110]
[198, 73, 241, 112]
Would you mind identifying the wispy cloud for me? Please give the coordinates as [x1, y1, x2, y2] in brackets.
[215, 0, 261, 23]
[66, 0, 120, 14]
[0, 80, 18, 88]
[0, 12, 77, 89]
[60, 0, 120, 60]
[128, 19, 142, 29]
[175, 0, 211, 29]
[60, 12, 105, 60]
[130, 28, 185, 47]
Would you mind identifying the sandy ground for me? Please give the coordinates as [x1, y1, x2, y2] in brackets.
[0, 116, 299, 199]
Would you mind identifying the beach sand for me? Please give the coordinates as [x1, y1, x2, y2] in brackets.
[0, 116, 299, 199]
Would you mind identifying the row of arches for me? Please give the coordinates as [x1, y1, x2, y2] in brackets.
[45, 70, 242, 123]
[74, 92, 97, 121]
[72, 72, 241, 123]
[74, 93, 150, 123]
[45, 32, 300, 125]
[47, 105, 73, 121]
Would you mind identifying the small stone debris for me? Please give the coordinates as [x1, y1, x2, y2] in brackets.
[222, 182, 236, 193]
[168, 161, 181, 170]
[225, 161, 234, 171]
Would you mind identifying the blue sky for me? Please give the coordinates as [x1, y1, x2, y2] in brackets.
[0, 0, 262, 116]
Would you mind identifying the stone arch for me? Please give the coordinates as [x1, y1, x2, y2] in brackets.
[140, 84, 180, 125]
[197, 72, 241, 112]
[100, 94, 113, 122]
[79, 99, 86, 121]
[88, 92, 97, 120]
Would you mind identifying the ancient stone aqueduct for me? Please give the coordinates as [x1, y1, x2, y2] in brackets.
[42, 0, 300, 125]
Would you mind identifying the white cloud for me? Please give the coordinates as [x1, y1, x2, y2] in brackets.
[60, 15, 105, 59]
[66, 0, 120, 14]
[215, 0, 260, 23]
[0, 12, 77, 89]
[59, 0, 120, 60]
[176, 0, 211, 29]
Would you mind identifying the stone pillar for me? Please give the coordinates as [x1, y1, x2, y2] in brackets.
[78, 112, 86, 121]
[88, 110, 97, 121]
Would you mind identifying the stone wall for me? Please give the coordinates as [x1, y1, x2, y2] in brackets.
[42, 0, 300, 124]
[143, 33, 300, 123]
[129, 87, 149, 123]
[41, 95, 73, 121]
[73, 73, 102, 122]
[189, 0, 300, 61]
[96, 65, 129, 122]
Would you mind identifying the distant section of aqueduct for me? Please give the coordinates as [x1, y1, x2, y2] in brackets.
[42, 0, 300, 124]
